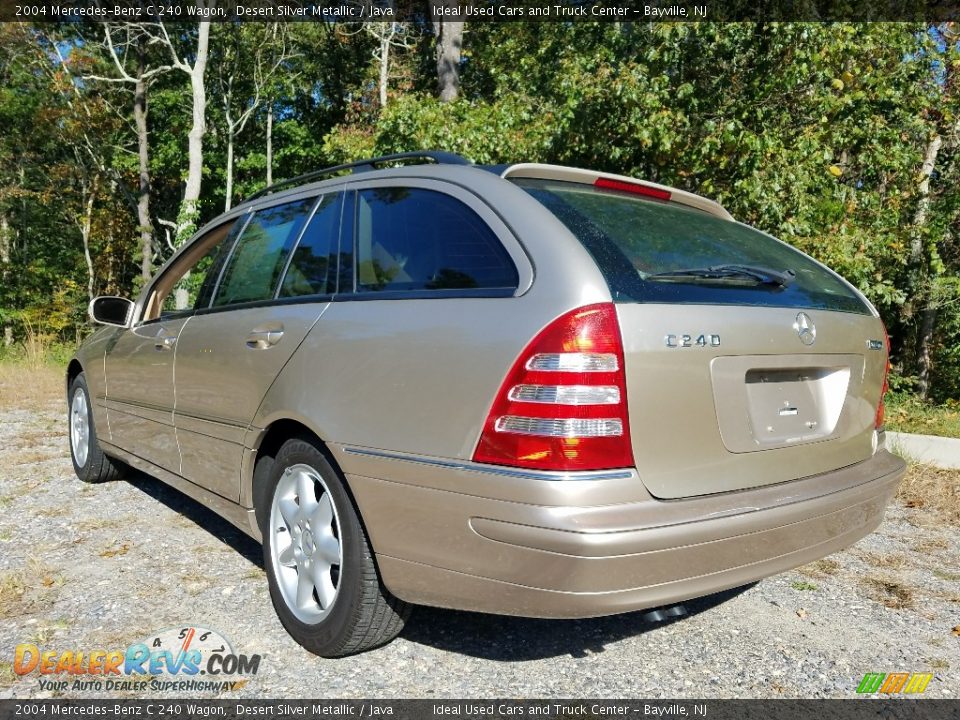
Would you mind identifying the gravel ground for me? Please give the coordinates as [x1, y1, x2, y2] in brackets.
[1, 399, 957, 700]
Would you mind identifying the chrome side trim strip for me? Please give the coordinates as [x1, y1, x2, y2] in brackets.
[341, 446, 636, 482]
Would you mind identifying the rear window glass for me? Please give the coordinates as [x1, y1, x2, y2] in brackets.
[515, 179, 869, 314]
[352, 188, 518, 293]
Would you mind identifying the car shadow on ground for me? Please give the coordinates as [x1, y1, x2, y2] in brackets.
[124, 470, 263, 567]
[400, 585, 756, 661]
[122, 470, 756, 661]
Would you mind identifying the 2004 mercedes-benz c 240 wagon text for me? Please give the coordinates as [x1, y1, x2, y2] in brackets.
[68, 151, 906, 656]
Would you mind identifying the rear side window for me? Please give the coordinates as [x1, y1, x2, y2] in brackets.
[352, 187, 518, 294]
[515, 179, 869, 314]
[212, 199, 315, 307]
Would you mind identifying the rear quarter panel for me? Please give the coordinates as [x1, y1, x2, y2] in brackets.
[250, 170, 613, 467]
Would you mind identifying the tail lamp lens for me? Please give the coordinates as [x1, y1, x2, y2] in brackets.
[473, 303, 634, 471]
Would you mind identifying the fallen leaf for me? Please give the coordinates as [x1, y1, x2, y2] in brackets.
[952, 625, 960, 636]
[100, 543, 130, 558]
[797, 608, 808, 620]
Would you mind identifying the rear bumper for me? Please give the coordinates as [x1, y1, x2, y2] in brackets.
[336, 446, 906, 618]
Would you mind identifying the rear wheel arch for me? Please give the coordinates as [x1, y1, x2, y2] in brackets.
[250, 420, 365, 537]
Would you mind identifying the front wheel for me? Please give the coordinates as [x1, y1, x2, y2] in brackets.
[68, 373, 125, 483]
[261, 438, 410, 657]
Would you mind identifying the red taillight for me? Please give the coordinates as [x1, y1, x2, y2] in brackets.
[473, 303, 634, 471]
[594, 177, 671, 201]
[876, 324, 891, 429]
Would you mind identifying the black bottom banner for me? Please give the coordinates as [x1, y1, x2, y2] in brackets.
[0, 700, 957, 720]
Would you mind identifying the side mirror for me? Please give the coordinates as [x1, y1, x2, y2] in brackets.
[89, 296, 134, 327]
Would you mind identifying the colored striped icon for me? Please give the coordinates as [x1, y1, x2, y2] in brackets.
[857, 672, 933, 694]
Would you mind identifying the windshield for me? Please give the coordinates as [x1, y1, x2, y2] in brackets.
[515, 179, 869, 315]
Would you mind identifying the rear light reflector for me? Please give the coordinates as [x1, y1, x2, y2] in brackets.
[594, 177, 671, 201]
[495, 416, 624, 438]
[473, 303, 634, 471]
[526, 352, 618, 372]
[508, 384, 621, 405]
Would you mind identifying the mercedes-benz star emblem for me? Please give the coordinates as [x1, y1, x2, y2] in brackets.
[794, 312, 816, 346]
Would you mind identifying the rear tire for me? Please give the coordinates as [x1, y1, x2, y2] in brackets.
[68, 373, 125, 483]
[261, 437, 410, 657]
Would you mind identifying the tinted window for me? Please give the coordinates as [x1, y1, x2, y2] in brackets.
[279, 194, 341, 297]
[515, 179, 868, 314]
[213, 199, 315, 307]
[161, 220, 242, 316]
[353, 188, 518, 293]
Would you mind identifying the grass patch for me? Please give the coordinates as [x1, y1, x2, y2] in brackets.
[858, 550, 908, 570]
[0, 361, 64, 412]
[897, 465, 960, 523]
[0, 570, 29, 619]
[862, 575, 915, 610]
[928, 658, 950, 670]
[912, 537, 949, 553]
[886, 394, 960, 438]
[797, 558, 840, 578]
[790, 580, 818, 591]
[933, 569, 960, 582]
[0, 660, 17, 689]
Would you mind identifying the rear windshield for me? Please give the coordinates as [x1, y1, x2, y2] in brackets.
[515, 179, 869, 315]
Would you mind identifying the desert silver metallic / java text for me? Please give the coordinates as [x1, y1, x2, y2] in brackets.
[269, 463, 342, 624]
[70, 391, 89, 467]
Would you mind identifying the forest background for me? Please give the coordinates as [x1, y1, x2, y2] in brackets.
[1, 20, 959, 433]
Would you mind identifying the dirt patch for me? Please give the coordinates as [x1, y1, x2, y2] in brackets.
[861, 575, 916, 610]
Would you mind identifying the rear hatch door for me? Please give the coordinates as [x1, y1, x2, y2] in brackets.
[513, 175, 887, 498]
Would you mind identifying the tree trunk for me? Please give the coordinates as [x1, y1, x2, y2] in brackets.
[916, 306, 938, 398]
[909, 134, 942, 267]
[81, 177, 98, 302]
[433, 7, 463, 103]
[379, 32, 390, 109]
[0, 213, 11, 346]
[266, 103, 273, 186]
[909, 133, 943, 398]
[177, 21, 210, 245]
[134, 39, 154, 281]
[225, 128, 234, 212]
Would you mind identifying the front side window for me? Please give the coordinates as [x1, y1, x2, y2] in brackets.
[153, 219, 240, 320]
[352, 187, 518, 293]
[212, 199, 315, 308]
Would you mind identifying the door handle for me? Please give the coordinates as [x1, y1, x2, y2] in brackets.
[246, 324, 284, 349]
[154, 330, 177, 351]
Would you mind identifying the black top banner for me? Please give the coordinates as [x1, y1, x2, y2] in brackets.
[1, 0, 958, 22]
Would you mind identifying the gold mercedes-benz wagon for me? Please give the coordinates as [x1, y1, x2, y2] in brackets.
[67, 152, 906, 656]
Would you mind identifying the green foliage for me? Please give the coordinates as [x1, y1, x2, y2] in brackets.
[3, 20, 960, 406]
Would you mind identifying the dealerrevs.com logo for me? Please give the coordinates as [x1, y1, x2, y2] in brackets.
[14, 626, 260, 693]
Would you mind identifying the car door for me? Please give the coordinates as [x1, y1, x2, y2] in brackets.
[173, 189, 343, 501]
[103, 218, 242, 473]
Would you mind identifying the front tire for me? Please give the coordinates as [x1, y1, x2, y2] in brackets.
[261, 438, 409, 657]
[68, 372, 125, 483]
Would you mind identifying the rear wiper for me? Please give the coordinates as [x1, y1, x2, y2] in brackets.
[646, 264, 796, 288]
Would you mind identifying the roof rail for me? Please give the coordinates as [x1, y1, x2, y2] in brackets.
[245, 151, 472, 202]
